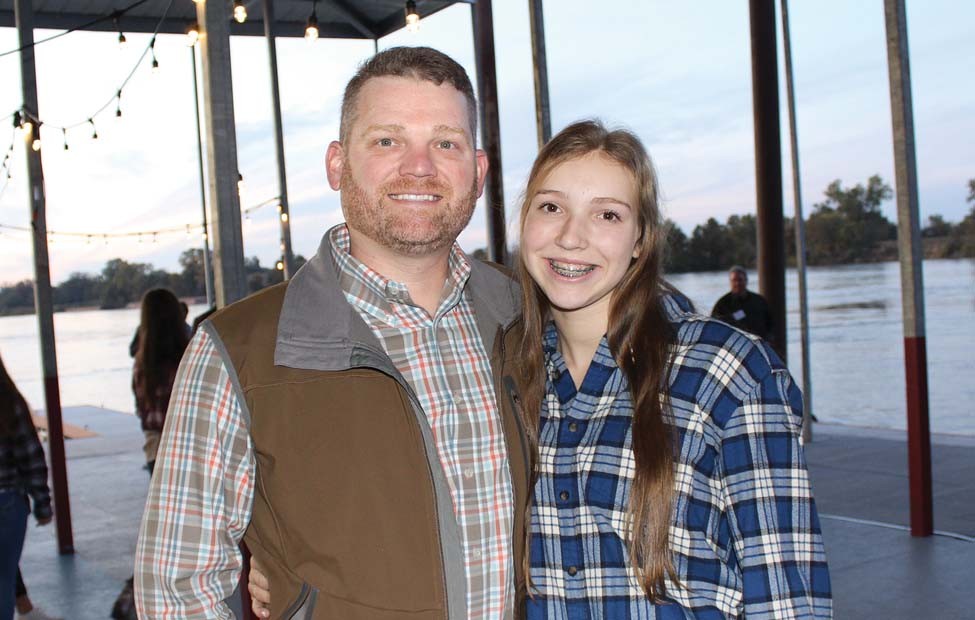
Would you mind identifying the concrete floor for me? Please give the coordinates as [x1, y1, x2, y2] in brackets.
[16, 408, 975, 619]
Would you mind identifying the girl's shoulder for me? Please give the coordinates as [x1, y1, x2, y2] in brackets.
[662, 293, 791, 432]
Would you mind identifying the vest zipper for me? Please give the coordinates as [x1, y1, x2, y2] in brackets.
[493, 322, 530, 618]
[350, 344, 451, 620]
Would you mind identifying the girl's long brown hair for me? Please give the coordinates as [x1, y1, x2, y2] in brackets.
[516, 119, 677, 599]
[0, 353, 30, 438]
[135, 288, 189, 413]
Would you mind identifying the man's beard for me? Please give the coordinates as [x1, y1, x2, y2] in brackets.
[341, 165, 478, 256]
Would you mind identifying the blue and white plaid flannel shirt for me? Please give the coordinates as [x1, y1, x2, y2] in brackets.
[527, 295, 831, 619]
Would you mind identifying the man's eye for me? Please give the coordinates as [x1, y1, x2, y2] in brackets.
[438, 140, 455, 149]
[377, 138, 393, 147]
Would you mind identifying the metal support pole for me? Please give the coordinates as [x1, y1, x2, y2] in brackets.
[883, 0, 932, 537]
[528, 0, 551, 149]
[191, 46, 214, 307]
[780, 0, 813, 442]
[196, 0, 247, 306]
[471, 0, 507, 265]
[14, 0, 73, 555]
[748, 0, 787, 361]
[262, 0, 295, 278]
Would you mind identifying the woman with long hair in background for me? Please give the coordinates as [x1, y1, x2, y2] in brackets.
[112, 288, 189, 620]
[0, 354, 52, 620]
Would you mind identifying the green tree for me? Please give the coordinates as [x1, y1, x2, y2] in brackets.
[806, 175, 895, 264]
[921, 214, 953, 238]
[54, 272, 102, 307]
[178, 248, 207, 297]
[662, 219, 690, 273]
[100, 258, 153, 309]
[0, 280, 35, 313]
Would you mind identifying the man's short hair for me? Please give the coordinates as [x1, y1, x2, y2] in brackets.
[340, 46, 478, 145]
[728, 265, 747, 277]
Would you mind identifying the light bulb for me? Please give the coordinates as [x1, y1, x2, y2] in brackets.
[233, 1, 247, 23]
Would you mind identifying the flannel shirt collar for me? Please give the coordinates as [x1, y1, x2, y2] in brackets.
[328, 225, 472, 322]
[542, 321, 623, 408]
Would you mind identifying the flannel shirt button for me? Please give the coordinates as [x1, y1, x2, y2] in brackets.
[566, 566, 578, 576]
[559, 490, 569, 501]
[464, 468, 474, 479]
[568, 422, 578, 432]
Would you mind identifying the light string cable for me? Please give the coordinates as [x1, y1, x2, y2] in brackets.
[16, 0, 177, 135]
[0, 195, 284, 243]
[0, 128, 15, 203]
[0, 0, 154, 59]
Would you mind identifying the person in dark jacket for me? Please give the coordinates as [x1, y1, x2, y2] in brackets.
[0, 353, 52, 620]
[711, 265, 775, 343]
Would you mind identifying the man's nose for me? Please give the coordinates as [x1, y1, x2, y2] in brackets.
[399, 143, 435, 177]
[555, 214, 587, 250]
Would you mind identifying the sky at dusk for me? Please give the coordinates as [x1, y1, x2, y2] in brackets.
[0, 0, 972, 286]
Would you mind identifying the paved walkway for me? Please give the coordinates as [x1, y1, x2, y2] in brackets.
[17, 407, 975, 619]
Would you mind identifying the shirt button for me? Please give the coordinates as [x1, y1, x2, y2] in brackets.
[566, 566, 578, 576]
[473, 549, 483, 559]
[559, 490, 569, 501]
[463, 468, 474, 479]
[568, 422, 578, 432]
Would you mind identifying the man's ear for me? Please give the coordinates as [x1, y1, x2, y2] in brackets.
[474, 149, 489, 198]
[325, 141, 345, 190]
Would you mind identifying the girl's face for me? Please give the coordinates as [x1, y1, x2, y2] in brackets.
[521, 152, 643, 322]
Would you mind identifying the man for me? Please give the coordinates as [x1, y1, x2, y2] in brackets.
[711, 266, 775, 343]
[134, 47, 529, 620]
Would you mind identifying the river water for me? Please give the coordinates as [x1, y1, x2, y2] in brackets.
[1, 259, 972, 435]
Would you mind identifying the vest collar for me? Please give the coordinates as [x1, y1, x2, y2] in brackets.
[274, 227, 520, 372]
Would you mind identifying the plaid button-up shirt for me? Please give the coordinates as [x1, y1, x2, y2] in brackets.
[332, 226, 514, 620]
[527, 298, 831, 619]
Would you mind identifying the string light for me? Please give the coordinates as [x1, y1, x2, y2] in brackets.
[305, 0, 319, 42]
[275, 260, 284, 271]
[89, 118, 98, 140]
[280, 212, 289, 223]
[116, 90, 123, 118]
[186, 23, 200, 47]
[31, 124, 41, 152]
[233, 0, 247, 24]
[62, 128, 69, 151]
[116, 18, 127, 48]
[237, 172, 244, 195]
[405, 1, 420, 33]
[150, 36, 159, 72]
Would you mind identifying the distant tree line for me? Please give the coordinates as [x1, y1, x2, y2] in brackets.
[2, 176, 973, 315]
[663, 175, 975, 273]
[0, 249, 306, 315]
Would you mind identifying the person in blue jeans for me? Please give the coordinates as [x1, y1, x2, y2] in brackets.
[0, 353, 52, 620]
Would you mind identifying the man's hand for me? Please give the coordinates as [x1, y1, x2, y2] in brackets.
[248, 555, 271, 618]
[36, 515, 53, 526]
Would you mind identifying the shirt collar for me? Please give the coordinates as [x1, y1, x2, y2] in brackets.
[328, 224, 473, 319]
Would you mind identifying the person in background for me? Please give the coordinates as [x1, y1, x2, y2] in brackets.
[112, 288, 190, 620]
[711, 265, 775, 343]
[0, 353, 53, 620]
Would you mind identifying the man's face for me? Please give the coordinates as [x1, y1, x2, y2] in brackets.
[326, 76, 488, 258]
[730, 270, 747, 295]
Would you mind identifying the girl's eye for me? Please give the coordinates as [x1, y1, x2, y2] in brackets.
[377, 138, 393, 147]
[600, 210, 621, 222]
[540, 202, 560, 213]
